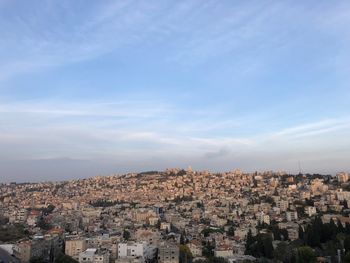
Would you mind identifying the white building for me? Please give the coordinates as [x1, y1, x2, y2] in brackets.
[304, 206, 317, 217]
[79, 248, 109, 263]
[118, 242, 155, 261]
[160, 222, 171, 232]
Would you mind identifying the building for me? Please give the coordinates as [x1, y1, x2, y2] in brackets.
[160, 222, 171, 232]
[118, 242, 156, 261]
[286, 211, 298, 222]
[9, 208, 28, 224]
[214, 244, 233, 258]
[13, 241, 32, 263]
[158, 242, 179, 263]
[188, 240, 202, 257]
[337, 172, 349, 183]
[118, 242, 144, 259]
[135, 229, 161, 245]
[304, 206, 317, 217]
[79, 248, 109, 263]
[257, 212, 270, 225]
[65, 239, 88, 261]
[276, 200, 289, 212]
[13, 237, 61, 263]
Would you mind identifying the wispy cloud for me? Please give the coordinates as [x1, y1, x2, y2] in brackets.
[0, 1, 350, 180]
[2, 1, 348, 80]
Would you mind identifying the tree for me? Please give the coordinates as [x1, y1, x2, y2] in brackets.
[261, 234, 274, 259]
[202, 241, 215, 258]
[123, 229, 131, 240]
[306, 224, 320, 247]
[227, 226, 235, 237]
[179, 245, 193, 263]
[298, 225, 305, 242]
[246, 232, 273, 259]
[344, 235, 350, 253]
[245, 229, 255, 255]
[55, 253, 78, 263]
[344, 252, 350, 263]
[346, 223, 350, 235]
[37, 216, 51, 230]
[280, 228, 289, 241]
[297, 246, 316, 263]
[273, 242, 293, 263]
[0, 215, 9, 225]
[42, 204, 55, 215]
[180, 233, 185, 245]
[210, 258, 228, 263]
[30, 258, 46, 263]
[338, 219, 345, 233]
[329, 219, 338, 240]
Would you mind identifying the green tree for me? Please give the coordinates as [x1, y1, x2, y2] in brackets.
[298, 225, 304, 242]
[55, 253, 78, 263]
[37, 217, 51, 230]
[345, 223, 350, 235]
[306, 223, 320, 247]
[344, 235, 350, 253]
[179, 245, 193, 263]
[180, 233, 185, 245]
[227, 226, 235, 237]
[261, 234, 274, 259]
[273, 242, 293, 263]
[344, 252, 350, 263]
[30, 258, 46, 263]
[202, 241, 215, 258]
[297, 246, 316, 263]
[245, 229, 255, 255]
[0, 224, 28, 242]
[123, 229, 131, 240]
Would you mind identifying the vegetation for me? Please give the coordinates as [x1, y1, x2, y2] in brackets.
[227, 226, 235, 237]
[195, 257, 228, 263]
[55, 253, 79, 263]
[0, 223, 29, 242]
[89, 199, 118, 207]
[201, 228, 224, 237]
[179, 244, 193, 263]
[123, 229, 131, 240]
[0, 215, 9, 225]
[37, 216, 52, 230]
[202, 241, 215, 258]
[243, 216, 350, 262]
[297, 246, 316, 263]
[30, 258, 46, 263]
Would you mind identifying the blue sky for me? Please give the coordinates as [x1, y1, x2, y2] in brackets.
[0, 0, 350, 182]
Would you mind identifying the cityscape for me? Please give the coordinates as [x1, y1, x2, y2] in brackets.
[1, 1, 350, 263]
[1, 169, 350, 263]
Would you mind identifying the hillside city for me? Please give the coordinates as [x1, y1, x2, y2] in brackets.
[1, 169, 350, 263]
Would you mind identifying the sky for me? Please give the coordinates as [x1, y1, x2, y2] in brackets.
[0, 0, 350, 182]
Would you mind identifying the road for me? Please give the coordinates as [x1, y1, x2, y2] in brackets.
[0, 248, 20, 263]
